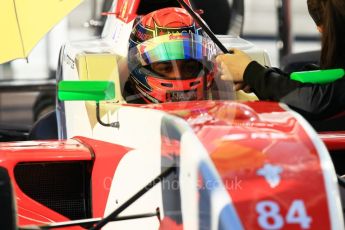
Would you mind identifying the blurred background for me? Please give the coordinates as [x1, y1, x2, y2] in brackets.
[0, 0, 321, 129]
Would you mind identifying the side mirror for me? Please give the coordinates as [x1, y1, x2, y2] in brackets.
[290, 68, 344, 84]
[58, 81, 115, 101]
[58, 81, 119, 128]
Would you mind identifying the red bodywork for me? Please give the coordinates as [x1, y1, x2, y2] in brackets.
[0, 101, 343, 229]
[0, 138, 130, 228]
[147, 100, 339, 229]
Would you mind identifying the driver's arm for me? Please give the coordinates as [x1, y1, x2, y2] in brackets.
[217, 49, 345, 120]
[244, 61, 345, 120]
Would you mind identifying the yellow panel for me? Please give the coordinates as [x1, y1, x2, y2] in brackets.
[0, 0, 81, 63]
[0, 0, 22, 63]
[15, 0, 81, 57]
[75, 53, 125, 128]
[76, 53, 118, 79]
[76, 53, 124, 100]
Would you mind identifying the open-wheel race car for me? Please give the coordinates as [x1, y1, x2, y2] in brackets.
[1, 0, 345, 229]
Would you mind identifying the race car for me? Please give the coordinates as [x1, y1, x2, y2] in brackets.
[1, 0, 345, 229]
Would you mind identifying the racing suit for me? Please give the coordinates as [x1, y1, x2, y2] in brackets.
[243, 61, 345, 121]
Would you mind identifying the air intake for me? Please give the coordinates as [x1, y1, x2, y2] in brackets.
[14, 161, 92, 220]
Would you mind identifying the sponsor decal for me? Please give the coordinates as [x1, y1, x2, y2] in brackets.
[134, 23, 154, 42]
[167, 90, 197, 102]
[257, 163, 283, 188]
[155, 24, 196, 37]
[168, 34, 191, 40]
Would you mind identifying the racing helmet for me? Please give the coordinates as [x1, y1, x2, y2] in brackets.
[127, 7, 218, 103]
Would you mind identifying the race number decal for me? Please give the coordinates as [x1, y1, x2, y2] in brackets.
[256, 201, 283, 229]
[256, 200, 312, 229]
[286, 200, 312, 228]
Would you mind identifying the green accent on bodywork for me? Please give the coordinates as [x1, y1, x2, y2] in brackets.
[290, 68, 344, 84]
[58, 81, 115, 101]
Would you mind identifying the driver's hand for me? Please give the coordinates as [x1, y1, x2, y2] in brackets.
[216, 48, 252, 83]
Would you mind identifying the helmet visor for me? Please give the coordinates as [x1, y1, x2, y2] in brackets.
[128, 33, 218, 71]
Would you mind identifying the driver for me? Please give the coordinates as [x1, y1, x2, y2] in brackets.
[123, 7, 218, 103]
